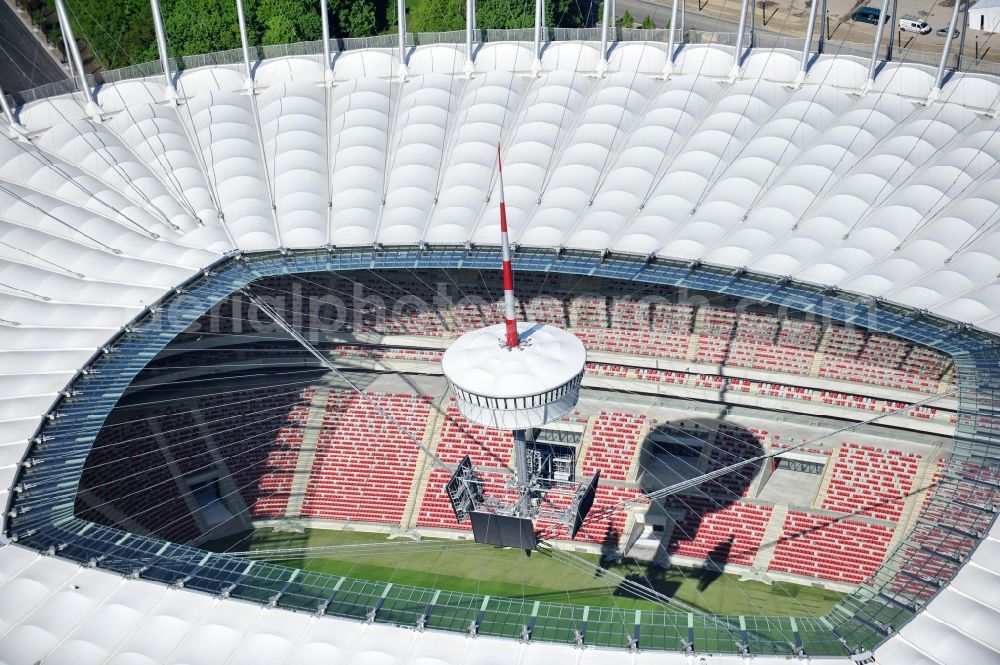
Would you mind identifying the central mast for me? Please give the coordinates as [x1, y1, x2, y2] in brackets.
[440, 145, 596, 550]
[497, 144, 520, 349]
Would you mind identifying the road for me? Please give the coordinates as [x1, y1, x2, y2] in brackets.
[612, 0, 1000, 67]
[614, 0, 773, 34]
[0, 1, 67, 95]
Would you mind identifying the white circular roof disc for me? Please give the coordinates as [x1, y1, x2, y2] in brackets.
[441, 321, 586, 399]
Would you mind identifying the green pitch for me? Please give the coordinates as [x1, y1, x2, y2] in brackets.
[203, 527, 843, 617]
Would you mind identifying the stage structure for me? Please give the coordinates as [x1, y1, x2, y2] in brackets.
[441, 147, 594, 551]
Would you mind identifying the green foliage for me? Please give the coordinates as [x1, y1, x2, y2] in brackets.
[615, 8, 632, 28]
[545, 0, 584, 29]
[31, 0, 596, 70]
[640, 14, 655, 29]
[45, 23, 62, 49]
[339, 0, 379, 36]
[37, 0, 154, 69]
[385, 0, 397, 30]
[162, 0, 246, 57]
[475, 0, 534, 30]
[409, 0, 465, 32]
[262, 14, 300, 44]
[257, 0, 323, 43]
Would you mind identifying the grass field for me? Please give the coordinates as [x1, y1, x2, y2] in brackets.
[202, 527, 844, 617]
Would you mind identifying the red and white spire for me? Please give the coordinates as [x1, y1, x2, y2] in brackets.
[497, 144, 519, 349]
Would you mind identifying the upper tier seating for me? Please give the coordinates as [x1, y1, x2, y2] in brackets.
[820, 442, 920, 522]
[819, 329, 946, 394]
[581, 411, 647, 481]
[694, 307, 737, 365]
[726, 314, 820, 375]
[190, 271, 954, 398]
[434, 403, 514, 468]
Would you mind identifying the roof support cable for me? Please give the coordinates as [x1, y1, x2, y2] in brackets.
[242, 288, 451, 471]
[41, 108, 182, 232]
[0, 239, 85, 278]
[248, 91, 283, 248]
[2, 135, 166, 240]
[93, 95, 203, 222]
[174, 95, 239, 249]
[0, 183, 124, 254]
[569, 386, 958, 524]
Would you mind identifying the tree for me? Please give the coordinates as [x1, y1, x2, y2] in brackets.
[409, 0, 465, 32]
[385, 0, 397, 31]
[163, 0, 248, 57]
[615, 8, 633, 28]
[262, 14, 299, 44]
[32, 0, 590, 69]
[476, 0, 534, 29]
[546, 0, 584, 28]
[641, 14, 655, 29]
[339, 0, 378, 36]
[256, 0, 323, 41]
[40, 0, 155, 69]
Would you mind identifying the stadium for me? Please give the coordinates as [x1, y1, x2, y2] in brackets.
[1, 0, 999, 662]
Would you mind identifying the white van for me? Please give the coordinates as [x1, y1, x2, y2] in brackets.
[899, 15, 932, 33]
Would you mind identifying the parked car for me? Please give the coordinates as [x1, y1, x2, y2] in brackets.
[899, 15, 932, 34]
[935, 26, 959, 37]
[851, 6, 885, 24]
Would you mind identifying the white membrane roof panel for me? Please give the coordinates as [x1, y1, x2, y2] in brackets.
[1, 40, 999, 665]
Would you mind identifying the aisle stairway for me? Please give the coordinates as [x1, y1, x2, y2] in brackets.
[808, 327, 834, 377]
[751, 503, 789, 570]
[887, 454, 937, 551]
[284, 386, 331, 519]
[811, 453, 838, 508]
[151, 417, 237, 529]
[574, 418, 597, 478]
[401, 399, 449, 529]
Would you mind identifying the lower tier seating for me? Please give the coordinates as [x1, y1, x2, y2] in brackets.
[301, 391, 433, 525]
[76, 419, 201, 544]
[768, 511, 894, 584]
[664, 498, 773, 566]
[197, 386, 314, 519]
[536, 483, 645, 546]
[415, 468, 518, 531]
